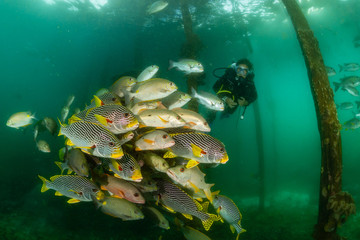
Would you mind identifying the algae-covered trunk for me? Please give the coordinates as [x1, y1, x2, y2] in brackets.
[281, 0, 355, 239]
[179, 0, 203, 112]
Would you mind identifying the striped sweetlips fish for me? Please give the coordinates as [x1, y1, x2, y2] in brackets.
[155, 179, 219, 231]
[81, 104, 139, 134]
[212, 195, 246, 240]
[38, 175, 102, 204]
[58, 120, 124, 159]
[163, 129, 229, 168]
[108, 153, 143, 182]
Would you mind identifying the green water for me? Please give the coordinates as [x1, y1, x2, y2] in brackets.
[1, 0, 359, 239]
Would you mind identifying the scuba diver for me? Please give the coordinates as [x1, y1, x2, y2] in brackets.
[209, 58, 257, 122]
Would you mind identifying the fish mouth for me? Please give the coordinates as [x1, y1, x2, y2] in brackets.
[111, 149, 124, 159]
[220, 153, 229, 164]
[131, 169, 143, 182]
[127, 119, 139, 129]
[165, 141, 176, 148]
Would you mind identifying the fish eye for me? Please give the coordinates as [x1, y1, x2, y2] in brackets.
[220, 147, 224, 152]
[148, 114, 152, 117]
[130, 166, 134, 171]
[112, 97, 117, 101]
[124, 113, 129, 117]
[162, 134, 168, 139]
[176, 116, 181, 120]
[180, 167, 185, 172]
[204, 122, 208, 126]
[169, 82, 173, 86]
[109, 142, 115, 147]
[134, 192, 139, 197]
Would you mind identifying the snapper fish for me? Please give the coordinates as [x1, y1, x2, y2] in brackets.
[128, 100, 162, 115]
[333, 76, 360, 92]
[169, 59, 204, 74]
[94, 196, 144, 221]
[174, 218, 211, 240]
[36, 140, 51, 153]
[163, 129, 228, 168]
[55, 148, 89, 177]
[326, 66, 336, 77]
[155, 179, 219, 231]
[38, 175, 101, 204]
[126, 78, 177, 104]
[140, 152, 170, 173]
[147, 0, 168, 14]
[58, 120, 124, 159]
[173, 108, 211, 132]
[339, 63, 360, 72]
[342, 117, 360, 130]
[161, 91, 192, 110]
[108, 153, 142, 182]
[42, 117, 58, 136]
[101, 174, 145, 204]
[137, 65, 159, 82]
[135, 130, 175, 151]
[6, 111, 36, 129]
[81, 105, 139, 134]
[191, 87, 224, 111]
[138, 109, 186, 128]
[212, 195, 246, 240]
[110, 76, 137, 98]
[167, 165, 214, 202]
[146, 206, 170, 230]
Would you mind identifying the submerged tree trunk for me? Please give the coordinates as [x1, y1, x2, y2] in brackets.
[253, 101, 265, 211]
[179, 0, 203, 112]
[281, 0, 355, 240]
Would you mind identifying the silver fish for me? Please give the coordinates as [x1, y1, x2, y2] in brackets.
[169, 59, 204, 74]
[191, 87, 224, 111]
[42, 117, 58, 136]
[339, 63, 360, 72]
[342, 117, 360, 130]
[147, 0, 168, 14]
[336, 102, 354, 110]
[161, 91, 192, 110]
[60, 106, 70, 123]
[173, 108, 211, 132]
[110, 76, 137, 98]
[325, 66, 336, 77]
[135, 130, 175, 151]
[36, 140, 51, 153]
[6, 112, 36, 129]
[137, 65, 159, 82]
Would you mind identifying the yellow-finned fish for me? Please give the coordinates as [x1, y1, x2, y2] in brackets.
[94, 196, 144, 221]
[139, 152, 169, 173]
[82, 105, 139, 134]
[138, 109, 185, 128]
[128, 100, 162, 115]
[175, 217, 212, 240]
[125, 78, 177, 104]
[212, 195, 246, 240]
[6, 111, 36, 129]
[108, 153, 142, 182]
[162, 129, 228, 168]
[173, 108, 211, 132]
[58, 120, 124, 159]
[135, 130, 175, 151]
[167, 165, 214, 202]
[38, 175, 101, 204]
[155, 179, 219, 231]
[110, 76, 137, 98]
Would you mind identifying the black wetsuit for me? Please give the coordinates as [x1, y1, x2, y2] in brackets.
[213, 68, 257, 114]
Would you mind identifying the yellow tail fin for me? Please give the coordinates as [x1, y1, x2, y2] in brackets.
[38, 175, 49, 193]
[201, 213, 219, 231]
